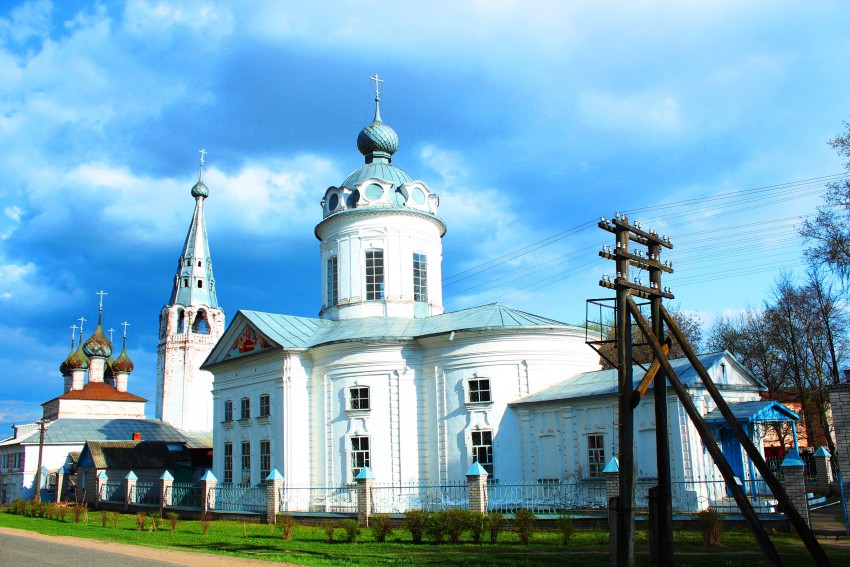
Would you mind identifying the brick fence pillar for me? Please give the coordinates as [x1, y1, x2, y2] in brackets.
[813, 447, 832, 496]
[781, 449, 809, 527]
[159, 470, 174, 508]
[602, 457, 619, 501]
[200, 469, 217, 512]
[355, 467, 375, 527]
[124, 471, 137, 508]
[265, 469, 284, 524]
[96, 471, 108, 504]
[828, 383, 850, 520]
[466, 462, 489, 514]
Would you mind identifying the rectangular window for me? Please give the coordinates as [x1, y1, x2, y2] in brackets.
[260, 440, 271, 481]
[471, 430, 494, 476]
[365, 250, 385, 300]
[413, 253, 428, 302]
[241, 441, 251, 485]
[14, 453, 20, 470]
[349, 387, 370, 411]
[351, 436, 371, 478]
[327, 256, 339, 307]
[468, 379, 491, 403]
[223, 442, 233, 484]
[224, 400, 233, 422]
[259, 394, 270, 418]
[588, 435, 605, 478]
[241, 397, 250, 420]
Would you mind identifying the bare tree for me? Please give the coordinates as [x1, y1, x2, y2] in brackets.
[801, 121, 850, 282]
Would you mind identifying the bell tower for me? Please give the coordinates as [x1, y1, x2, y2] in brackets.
[155, 150, 225, 432]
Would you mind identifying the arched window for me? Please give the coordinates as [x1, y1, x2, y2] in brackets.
[197, 260, 202, 267]
[192, 311, 210, 334]
[175, 309, 185, 334]
[198, 279, 203, 288]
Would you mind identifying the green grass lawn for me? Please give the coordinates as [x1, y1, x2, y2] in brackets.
[1, 509, 848, 566]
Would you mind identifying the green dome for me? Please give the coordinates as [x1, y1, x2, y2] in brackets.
[66, 344, 90, 370]
[113, 344, 135, 373]
[191, 180, 209, 198]
[340, 162, 413, 190]
[83, 321, 112, 358]
[357, 120, 398, 158]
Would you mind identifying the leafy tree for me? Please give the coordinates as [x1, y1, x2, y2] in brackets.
[801, 121, 850, 281]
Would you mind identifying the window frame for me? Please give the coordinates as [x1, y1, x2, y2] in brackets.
[348, 386, 370, 411]
[468, 378, 492, 404]
[260, 439, 271, 481]
[471, 429, 494, 476]
[413, 252, 428, 303]
[365, 249, 385, 300]
[223, 442, 233, 484]
[240, 397, 251, 420]
[587, 434, 605, 478]
[241, 441, 251, 485]
[350, 436, 371, 479]
[327, 256, 339, 307]
[223, 399, 233, 422]
[259, 394, 271, 418]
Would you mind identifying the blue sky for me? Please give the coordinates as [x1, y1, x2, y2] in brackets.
[1, 0, 849, 432]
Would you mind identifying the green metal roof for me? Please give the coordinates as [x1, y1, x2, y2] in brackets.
[205, 304, 581, 366]
[511, 351, 758, 405]
[340, 161, 414, 189]
[23, 419, 188, 445]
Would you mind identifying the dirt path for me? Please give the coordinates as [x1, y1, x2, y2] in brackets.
[0, 526, 297, 566]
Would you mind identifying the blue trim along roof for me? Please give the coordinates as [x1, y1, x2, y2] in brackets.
[703, 400, 799, 423]
[204, 304, 582, 367]
[512, 351, 747, 405]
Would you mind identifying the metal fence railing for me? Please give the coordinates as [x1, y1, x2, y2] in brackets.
[102, 480, 124, 502]
[134, 481, 160, 506]
[487, 480, 607, 514]
[278, 484, 357, 513]
[170, 482, 203, 508]
[371, 481, 467, 513]
[211, 483, 266, 513]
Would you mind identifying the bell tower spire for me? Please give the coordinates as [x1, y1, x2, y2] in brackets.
[156, 151, 226, 432]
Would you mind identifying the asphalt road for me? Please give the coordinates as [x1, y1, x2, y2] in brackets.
[0, 531, 180, 566]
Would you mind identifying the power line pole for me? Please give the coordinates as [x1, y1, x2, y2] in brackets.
[599, 214, 673, 566]
[32, 419, 46, 503]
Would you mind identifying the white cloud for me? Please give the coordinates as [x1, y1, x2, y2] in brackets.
[578, 90, 682, 136]
[0, 0, 52, 46]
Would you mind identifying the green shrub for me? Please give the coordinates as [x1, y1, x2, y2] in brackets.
[488, 511, 505, 544]
[8, 499, 26, 515]
[276, 513, 296, 540]
[556, 514, 575, 546]
[514, 508, 535, 546]
[320, 520, 337, 542]
[444, 509, 469, 544]
[46, 503, 57, 520]
[168, 512, 179, 532]
[426, 510, 447, 544]
[695, 508, 723, 546]
[404, 509, 428, 544]
[342, 519, 360, 542]
[370, 513, 393, 543]
[111, 511, 121, 528]
[468, 511, 487, 544]
[57, 504, 70, 522]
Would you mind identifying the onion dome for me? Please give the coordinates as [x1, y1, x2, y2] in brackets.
[113, 339, 134, 373]
[191, 180, 209, 199]
[83, 317, 112, 359]
[357, 120, 399, 161]
[65, 344, 90, 370]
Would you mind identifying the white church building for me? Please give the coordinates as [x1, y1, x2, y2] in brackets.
[201, 89, 790, 496]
